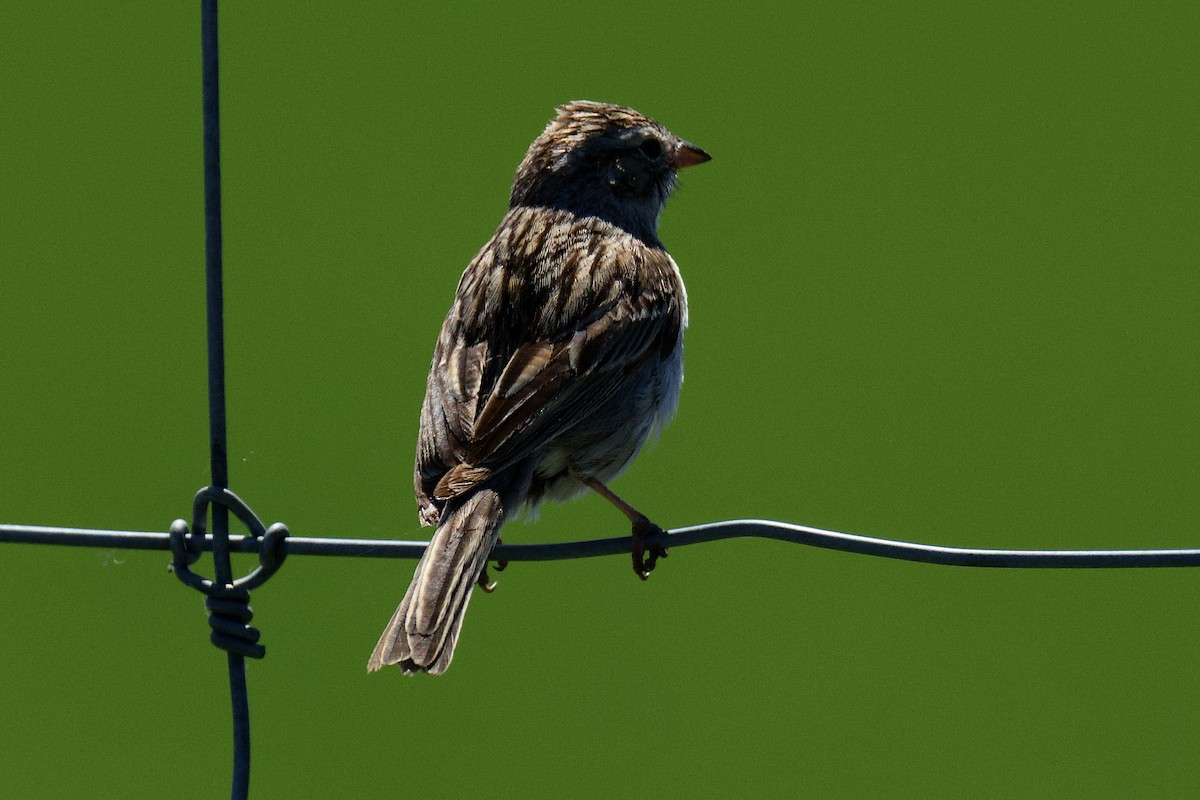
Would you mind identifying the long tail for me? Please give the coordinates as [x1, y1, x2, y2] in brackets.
[368, 488, 504, 675]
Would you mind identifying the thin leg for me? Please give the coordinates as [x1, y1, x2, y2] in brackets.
[477, 537, 508, 593]
[493, 537, 508, 572]
[580, 476, 668, 580]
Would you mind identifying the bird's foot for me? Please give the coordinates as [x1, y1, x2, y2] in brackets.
[632, 516, 668, 580]
[478, 538, 508, 593]
[493, 537, 508, 573]
[477, 564, 498, 593]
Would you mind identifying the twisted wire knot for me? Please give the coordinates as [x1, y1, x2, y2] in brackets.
[169, 487, 290, 658]
[205, 584, 264, 658]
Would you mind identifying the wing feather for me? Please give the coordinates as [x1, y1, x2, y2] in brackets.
[415, 208, 684, 507]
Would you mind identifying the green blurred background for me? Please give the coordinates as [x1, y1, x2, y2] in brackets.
[2, 2, 1199, 797]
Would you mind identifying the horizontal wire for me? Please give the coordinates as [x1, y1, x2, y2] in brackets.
[3, 519, 1199, 568]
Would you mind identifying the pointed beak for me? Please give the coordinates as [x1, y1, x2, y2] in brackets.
[670, 140, 712, 169]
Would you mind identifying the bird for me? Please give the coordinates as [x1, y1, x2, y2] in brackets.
[368, 100, 710, 675]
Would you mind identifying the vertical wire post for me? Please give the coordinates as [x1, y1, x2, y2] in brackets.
[201, 1, 251, 798]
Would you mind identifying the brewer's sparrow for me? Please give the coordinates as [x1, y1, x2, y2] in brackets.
[369, 101, 710, 675]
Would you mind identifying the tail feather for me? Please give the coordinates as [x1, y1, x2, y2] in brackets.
[368, 489, 504, 675]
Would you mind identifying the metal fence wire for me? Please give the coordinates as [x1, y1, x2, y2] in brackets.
[4, 3, 1200, 799]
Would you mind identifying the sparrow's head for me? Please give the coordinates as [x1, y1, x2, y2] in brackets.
[509, 101, 710, 241]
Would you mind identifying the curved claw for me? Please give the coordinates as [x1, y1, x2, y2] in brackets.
[632, 518, 668, 580]
[477, 565, 498, 593]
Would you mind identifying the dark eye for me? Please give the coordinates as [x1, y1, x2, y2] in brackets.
[639, 138, 663, 159]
